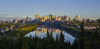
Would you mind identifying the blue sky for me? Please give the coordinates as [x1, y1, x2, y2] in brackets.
[0, 0, 100, 20]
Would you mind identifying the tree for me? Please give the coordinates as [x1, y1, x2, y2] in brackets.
[78, 22, 85, 49]
[47, 29, 49, 38]
[98, 18, 100, 30]
[55, 35, 60, 49]
[21, 37, 29, 49]
[59, 31, 65, 49]
[72, 39, 78, 49]
[50, 31, 55, 49]
[36, 39, 44, 49]
[92, 18, 100, 49]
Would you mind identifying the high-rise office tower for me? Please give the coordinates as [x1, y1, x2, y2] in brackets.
[13, 19, 18, 24]
[74, 15, 80, 21]
[65, 16, 69, 21]
[35, 14, 39, 19]
[26, 17, 29, 22]
[51, 15, 54, 19]
[49, 14, 55, 19]
[44, 15, 48, 20]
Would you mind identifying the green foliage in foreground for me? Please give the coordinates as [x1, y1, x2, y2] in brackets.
[0, 30, 71, 49]
[0, 25, 100, 49]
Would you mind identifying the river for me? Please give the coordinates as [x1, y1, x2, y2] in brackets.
[25, 26, 75, 44]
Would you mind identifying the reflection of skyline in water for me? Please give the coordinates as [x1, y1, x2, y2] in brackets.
[25, 27, 75, 44]
[35, 27, 64, 35]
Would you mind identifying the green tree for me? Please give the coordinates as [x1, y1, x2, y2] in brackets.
[36, 39, 44, 49]
[78, 22, 85, 49]
[21, 37, 29, 49]
[55, 35, 60, 49]
[72, 39, 78, 49]
[59, 31, 65, 49]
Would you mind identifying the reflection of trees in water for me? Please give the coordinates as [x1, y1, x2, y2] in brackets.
[35, 27, 64, 35]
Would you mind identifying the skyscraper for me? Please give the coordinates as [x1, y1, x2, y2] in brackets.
[44, 15, 48, 20]
[65, 16, 69, 21]
[74, 15, 80, 21]
[13, 19, 18, 24]
[51, 15, 54, 19]
[49, 14, 54, 19]
[26, 17, 29, 22]
[35, 14, 39, 19]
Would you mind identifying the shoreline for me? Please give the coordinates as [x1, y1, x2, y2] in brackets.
[38, 25, 78, 38]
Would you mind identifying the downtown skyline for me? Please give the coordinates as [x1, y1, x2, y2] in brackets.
[0, 0, 100, 20]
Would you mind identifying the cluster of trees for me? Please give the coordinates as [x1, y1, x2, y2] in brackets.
[0, 23, 15, 35]
[0, 23, 14, 29]
[61, 21, 98, 31]
[61, 24, 77, 32]
[62, 21, 97, 27]
[10, 23, 38, 37]
[0, 22, 99, 49]
[0, 19, 100, 49]
[60, 19, 100, 49]
[0, 30, 72, 49]
[15, 24, 38, 32]
[0, 23, 38, 37]
[74, 19, 100, 49]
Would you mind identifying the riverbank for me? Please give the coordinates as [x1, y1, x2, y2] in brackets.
[0, 23, 38, 37]
[39, 25, 79, 37]
[12, 24, 38, 37]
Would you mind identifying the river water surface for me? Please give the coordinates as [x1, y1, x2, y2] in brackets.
[25, 26, 75, 44]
